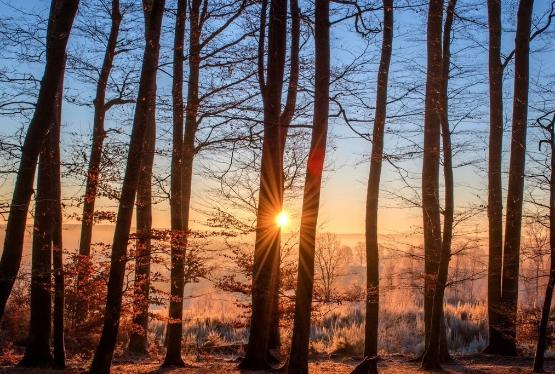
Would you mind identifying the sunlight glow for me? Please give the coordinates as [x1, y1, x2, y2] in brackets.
[276, 211, 289, 229]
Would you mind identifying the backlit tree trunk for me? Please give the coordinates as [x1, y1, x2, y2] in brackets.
[0, 0, 79, 320]
[89, 2, 165, 372]
[52, 55, 66, 370]
[533, 113, 555, 372]
[128, 0, 156, 356]
[421, 0, 456, 369]
[500, 0, 534, 355]
[163, 0, 191, 366]
[485, 0, 505, 354]
[286, 0, 329, 372]
[421, 0, 443, 362]
[78, 0, 122, 258]
[362, 0, 393, 363]
[76, 0, 122, 323]
[240, 0, 287, 369]
[268, 0, 300, 356]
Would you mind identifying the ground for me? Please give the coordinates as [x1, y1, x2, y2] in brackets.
[1, 355, 554, 373]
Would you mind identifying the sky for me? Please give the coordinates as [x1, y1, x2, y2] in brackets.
[0, 0, 554, 240]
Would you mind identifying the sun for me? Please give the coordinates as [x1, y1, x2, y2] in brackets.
[276, 211, 289, 228]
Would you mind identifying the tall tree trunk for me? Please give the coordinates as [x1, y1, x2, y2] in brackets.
[361, 0, 393, 363]
[78, 0, 122, 258]
[484, 0, 505, 355]
[164, 0, 202, 366]
[421, 0, 443, 359]
[76, 0, 122, 323]
[0, 0, 79, 320]
[421, 0, 456, 369]
[52, 55, 66, 370]
[268, 0, 301, 356]
[499, 0, 534, 356]
[127, 0, 157, 355]
[240, 0, 287, 369]
[89, 2, 165, 373]
[533, 114, 555, 372]
[163, 0, 187, 366]
[286, 1, 329, 373]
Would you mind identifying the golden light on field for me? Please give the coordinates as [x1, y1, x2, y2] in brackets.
[276, 211, 289, 228]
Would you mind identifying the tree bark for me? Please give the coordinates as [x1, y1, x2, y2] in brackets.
[286, 1, 329, 372]
[78, 0, 122, 257]
[268, 0, 301, 356]
[421, 0, 456, 369]
[127, 0, 157, 356]
[76, 0, 122, 323]
[533, 114, 555, 372]
[162, 0, 188, 367]
[0, 0, 79, 321]
[421, 0, 443, 361]
[240, 0, 287, 369]
[89, 2, 165, 373]
[52, 55, 66, 370]
[499, 0, 534, 356]
[360, 0, 393, 361]
[484, 0, 506, 355]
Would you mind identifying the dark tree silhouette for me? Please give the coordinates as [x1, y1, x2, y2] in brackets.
[128, 0, 157, 356]
[363, 0, 393, 363]
[0, 0, 79, 320]
[286, 0, 329, 372]
[78, 0, 122, 262]
[532, 110, 555, 372]
[20, 55, 67, 369]
[420, 0, 444, 365]
[484, 0, 505, 355]
[421, 0, 457, 369]
[163, 0, 187, 367]
[89, 1, 165, 372]
[240, 0, 287, 369]
[52, 58, 66, 369]
[499, 0, 534, 356]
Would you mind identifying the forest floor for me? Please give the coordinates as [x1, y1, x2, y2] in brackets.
[1, 354, 554, 373]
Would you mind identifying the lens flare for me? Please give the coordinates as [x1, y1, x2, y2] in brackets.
[276, 211, 289, 228]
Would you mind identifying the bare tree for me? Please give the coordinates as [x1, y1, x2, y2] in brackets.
[89, 1, 165, 372]
[127, 0, 157, 356]
[499, 0, 534, 355]
[240, 0, 288, 369]
[0, 0, 79, 321]
[421, 0, 457, 369]
[362, 0, 393, 364]
[287, 1, 329, 371]
[163, 0, 187, 367]
[533, 109, 555, 372]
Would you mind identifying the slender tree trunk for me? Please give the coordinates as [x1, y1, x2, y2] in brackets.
[127, 91, 156, 356]
[421, 0, 443, 360]
[484, 0, 505, 355]
[164, 0, 203, 366]
[359, 0, 393, 365]
[127, 0, 157, 355]
[268, 0, 301, 356]
[240, 0, 287, 369]
[499, 0, 534, 356]
[162, 0, 187, 367]
[286, 1, 329, 373]
[78, 0, 122, 257]
[89, 2, 165, 373]
[76, 0, 122, 323]
[421, 0, 456, 369]
[533, 115, 555, 373]
[52, 55, 66, 370]
[0, 0, 79, 321]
